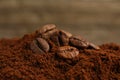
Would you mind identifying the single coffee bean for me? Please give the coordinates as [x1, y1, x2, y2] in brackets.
[37, 24, 56, 34]
[57, 46, 79, 59]
[88, 43, 100, 50]
[42, 29, 58, 39]
[59, 30, 72, 46]
[30, 40, 45, 54]
[50, 31, 60, 46]
[60, 30, 72, 38]
[70, 35, 89, 48]
[36, 38, 50, 52]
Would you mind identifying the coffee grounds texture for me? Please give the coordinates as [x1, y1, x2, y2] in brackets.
[0, 33, 120, 80]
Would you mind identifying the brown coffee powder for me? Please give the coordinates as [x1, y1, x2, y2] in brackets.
[0, 33, 120, 80]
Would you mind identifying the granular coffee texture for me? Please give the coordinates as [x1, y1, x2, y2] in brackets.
[0, 31, 120, 80]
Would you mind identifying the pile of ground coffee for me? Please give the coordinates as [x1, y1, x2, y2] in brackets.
[0, 31, 120, 80]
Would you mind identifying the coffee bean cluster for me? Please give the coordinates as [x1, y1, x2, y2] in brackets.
[30, 24, 100, 59]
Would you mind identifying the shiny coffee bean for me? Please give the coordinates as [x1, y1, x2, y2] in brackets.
[70, 35, 89, 48]
[37, 24, 56, 34]
[70, 35, 100, 49]
[30, 38, 50, 53]
[49, 31, 60, 46]
[59, 30, 72, 46]
[36, 38, 50, 52]
[30, 40, 45, 54]
[41, 29, 58, 39]
[57, 46, 79, 59]
[88, 43, 100, 50]
[60, 30, 72, 38]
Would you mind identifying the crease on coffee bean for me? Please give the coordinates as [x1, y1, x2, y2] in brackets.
[31, 40, 45, 54]
[41, 29, 58, 39]
[36, 24, 56, 37]
[58, 30, 70, 46]
[57, 46, 79, 59]
[44, 28, 56, 34]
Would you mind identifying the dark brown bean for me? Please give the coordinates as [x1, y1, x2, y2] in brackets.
[30, 40, 45, 54]
[49, 31, 60, 46]
[59, 30, 72, 46]
[57, 46, 79, 59]
[70, 35, 89, 48]
[37, 24, 56, 34]
[60, 30, 72, 38]
[36, 38, 50, 52]
[89, 43, 100, 50]
[41, 29, 58, 39]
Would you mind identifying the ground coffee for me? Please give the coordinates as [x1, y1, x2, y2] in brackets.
[0, 28, 120, 80]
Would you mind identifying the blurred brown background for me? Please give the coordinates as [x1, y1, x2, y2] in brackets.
[0, 0, 120, 44]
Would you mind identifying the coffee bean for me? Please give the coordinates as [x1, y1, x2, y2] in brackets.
[57, 46, 79, 59]
[88, 43, 100, 50]
[36, 38, 50, 52]
[37, 24, 56, 34]
[59, 30, 72, 46]
[60, 30, 72, 38]
[30, 40, 45, 54]
[70, 35, 89, 48]
[42, 29, 58, 39]
[70, 35, 100, 50]
[49, 31, 60, 46]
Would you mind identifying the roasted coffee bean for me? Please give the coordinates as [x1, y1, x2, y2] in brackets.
[42, 29, 58, 39]
[49, 31, 60, 46]
[88, 43, 100, 50]
[59, 30, 72, 46]
[37, 24, 56, 34]
[70, 35, 100, 49]
[30, 38, 50, 54]
[70, 35, 89, 48]
[36, 38, 50, 52]
[57, 46, 79, 59]
[60, 30, 72, 38]
[30, 40, 45, 54]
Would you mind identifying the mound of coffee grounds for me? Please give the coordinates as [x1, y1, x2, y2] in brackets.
[0, 32, 120, 80]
